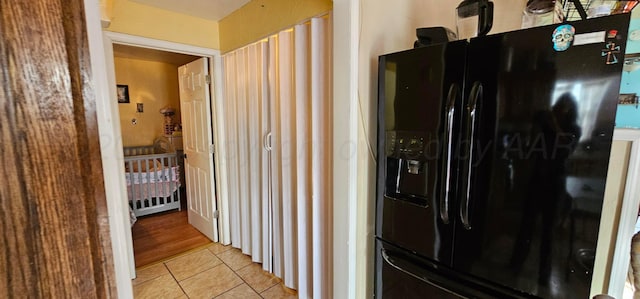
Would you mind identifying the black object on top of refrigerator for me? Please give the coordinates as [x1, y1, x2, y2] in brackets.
[375, 13, 630, 299]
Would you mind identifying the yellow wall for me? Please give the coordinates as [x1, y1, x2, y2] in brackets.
[218, 0, 332, 52]
[100, 0, 114, 24]
[104, 0, 219, 49]
[115, 57, 181, 147]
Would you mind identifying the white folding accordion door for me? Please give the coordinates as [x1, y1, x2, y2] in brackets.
[222, 14, 332, 297]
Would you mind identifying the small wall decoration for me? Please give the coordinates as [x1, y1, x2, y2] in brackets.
[117, 84, 130, 103]
[618, 93, 639, 108]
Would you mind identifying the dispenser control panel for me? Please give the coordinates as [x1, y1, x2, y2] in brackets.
[386, 131, 428, 160]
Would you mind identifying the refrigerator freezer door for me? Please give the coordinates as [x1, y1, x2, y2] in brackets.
[453, 14, 630, 298]
[375, 239, 533, 299]
[377, 247, 467, 298]
[376, 41, 467, 265]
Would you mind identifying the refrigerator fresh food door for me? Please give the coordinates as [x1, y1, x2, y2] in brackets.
[453, 14, 630, 298]
[377, 40, 467, 265]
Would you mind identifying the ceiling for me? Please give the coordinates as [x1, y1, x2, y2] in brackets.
[113, 44, 200, 66]
[131, 0, 251, 21]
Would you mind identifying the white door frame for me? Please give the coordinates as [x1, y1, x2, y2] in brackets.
[608, 128, 640, 298]
[332, 0, 360, 298]
[99, 31, 231, 282]
[84, 2, 134, 298]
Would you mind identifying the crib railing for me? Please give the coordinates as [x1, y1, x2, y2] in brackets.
[124, 145, 181, 217]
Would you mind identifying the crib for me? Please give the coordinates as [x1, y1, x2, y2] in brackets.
[124, 138, 181, 217]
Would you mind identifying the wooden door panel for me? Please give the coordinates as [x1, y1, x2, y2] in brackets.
[0, 1, 115, 297]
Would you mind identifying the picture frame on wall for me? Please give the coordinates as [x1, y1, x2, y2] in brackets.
[117, 84, 130, 103]
[618, 93, 638, 108]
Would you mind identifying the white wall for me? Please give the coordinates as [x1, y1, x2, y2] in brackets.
[354, 1, 527, 297]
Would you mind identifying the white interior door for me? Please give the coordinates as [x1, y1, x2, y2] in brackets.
[179, 57, 218, 241]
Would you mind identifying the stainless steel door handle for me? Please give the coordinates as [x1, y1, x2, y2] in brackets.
[461, 81, 482, 230]
[440, 84, 458, 224]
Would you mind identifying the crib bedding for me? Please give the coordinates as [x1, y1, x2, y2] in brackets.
[127, 181, 181, 201]
[125, 163, 180, 201]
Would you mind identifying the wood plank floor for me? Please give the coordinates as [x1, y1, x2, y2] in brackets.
[131, 205, 211, 268]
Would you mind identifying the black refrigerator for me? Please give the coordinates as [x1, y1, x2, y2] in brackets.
[375, 14, 630, 299]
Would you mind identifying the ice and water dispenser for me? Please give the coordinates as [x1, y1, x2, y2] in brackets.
[384, 131, 432, 206]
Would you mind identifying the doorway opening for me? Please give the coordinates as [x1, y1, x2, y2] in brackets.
[102, 32, 231, 279]
[112, 43, 212, 267]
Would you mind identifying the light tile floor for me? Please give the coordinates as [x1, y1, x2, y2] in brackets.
[133, 242, 298, 299]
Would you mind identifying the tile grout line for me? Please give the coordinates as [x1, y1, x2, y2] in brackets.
[212, 248, 257, 296]
[160, 247, 227, 296]
[163, 262, 191, 298]
[134, 245, 292, 299]
[136, 241, 215, 270]
[212, 248, 277, 298]
[168, 245, 232, 283]
[171, 246, 250, 298]
[211, 282, 259, 299]
[230, 264, 268, 298]
[166, 252, 216, 282]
